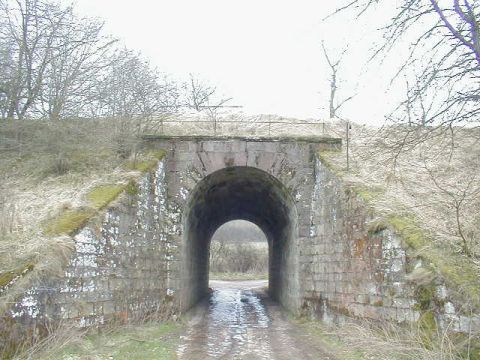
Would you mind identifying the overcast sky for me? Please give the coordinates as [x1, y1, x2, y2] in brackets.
[69, 0, 404, 125]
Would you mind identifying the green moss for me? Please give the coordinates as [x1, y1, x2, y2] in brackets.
[123, 149, 167, 173]
[386, 215, 427, 250]
[125, 180, 139, 196]
[87, 185, 125, 210]
[372, 300, 384, 307]
[435, 256, 480, 311]
[43, 207, 96, 236]
[317, 150, 342, 173]
[148, 149, 167, 160]
[0, 263, 34, 289]
[124, 159, 158, 173]
[352, 185, 383, 203]
[387, 215, 480, 311]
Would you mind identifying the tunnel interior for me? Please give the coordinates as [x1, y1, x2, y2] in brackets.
[183, 166, 299, 310]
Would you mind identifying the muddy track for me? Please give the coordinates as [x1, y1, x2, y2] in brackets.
[177, 280, 337, 360]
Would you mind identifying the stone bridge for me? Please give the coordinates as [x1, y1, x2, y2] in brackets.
[4, 134, 476, 348]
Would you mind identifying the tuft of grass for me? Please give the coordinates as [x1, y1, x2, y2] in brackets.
[418, 310, 438, 349]
[297, 320, 365, 359]
[125, 179, 140, 196]
[87, 184, 125, 210]
[43, 207, 96, 237]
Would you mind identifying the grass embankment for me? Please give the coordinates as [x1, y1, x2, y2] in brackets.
[0, 120, 166, 311]
[298, 319, 475, 360]
[26, 322, 183, 360]
[318, 123, 480, 311]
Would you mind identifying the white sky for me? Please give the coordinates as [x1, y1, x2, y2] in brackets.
[69, 0, 405, 125]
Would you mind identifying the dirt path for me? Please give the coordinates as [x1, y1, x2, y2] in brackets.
[177, 280, 337, 360]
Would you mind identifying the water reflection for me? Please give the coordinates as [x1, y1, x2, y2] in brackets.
[178, 281, 273, 359]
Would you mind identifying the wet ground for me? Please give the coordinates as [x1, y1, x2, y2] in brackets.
[177, 280, 337, 360]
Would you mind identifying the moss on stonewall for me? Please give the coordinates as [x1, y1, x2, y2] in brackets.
[0, 263, 35, 290]
[414, 285, 436, 311]
[149, 149, 167, 160]
[386, 215, 427, 250]
[387, 214, 480, 312]
[123, 149, 167, 173]
[317, 150, 342, 173]
[87, 185, 125, 210]
[43, 207, 96, 237]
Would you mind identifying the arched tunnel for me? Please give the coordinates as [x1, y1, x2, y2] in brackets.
[182, 166, 300, 311]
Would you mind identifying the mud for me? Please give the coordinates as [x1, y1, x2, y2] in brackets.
[177, 280, 336, 360]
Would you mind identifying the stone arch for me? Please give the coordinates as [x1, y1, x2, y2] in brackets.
[181, 166, 299, 311]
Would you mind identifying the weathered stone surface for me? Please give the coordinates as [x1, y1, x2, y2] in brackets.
[2, 136, 478, 352]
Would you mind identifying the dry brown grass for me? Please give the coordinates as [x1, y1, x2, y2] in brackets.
[322, 122, 480, 258]
[0, 118, 158, 312]
[313, 319, 477, 360]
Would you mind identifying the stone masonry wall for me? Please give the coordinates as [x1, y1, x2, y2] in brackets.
[3, 136, 478, 355]
[3, 160, 176, 342]
[302, 157, 480, 333]
[150, 137, 339, 312]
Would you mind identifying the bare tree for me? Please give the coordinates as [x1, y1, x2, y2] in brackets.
[91, 48, 180, 157]
[336, 0, 480, 133]
[183, 73, 217, 112]
[0, 0, 70, 120]
[38, 10, 116, 121]
[422, 159, 480, 257]
[182, 74, 232, 133]
[321, 42, 354, 119]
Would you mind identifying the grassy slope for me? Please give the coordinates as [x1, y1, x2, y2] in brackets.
[0, 120, 165, 312]
[320, 122, 480, 313]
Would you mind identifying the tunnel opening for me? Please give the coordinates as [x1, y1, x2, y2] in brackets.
[209, 220, 268, 280]
[182, 166, 299, 312]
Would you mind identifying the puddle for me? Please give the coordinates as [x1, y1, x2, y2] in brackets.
[178, 281, 274, 359]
